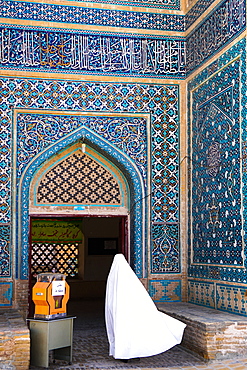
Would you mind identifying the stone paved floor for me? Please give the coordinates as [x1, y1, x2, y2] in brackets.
[29, 299, 247, 370]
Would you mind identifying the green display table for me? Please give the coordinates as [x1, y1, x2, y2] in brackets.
[27, 316, 76, 369]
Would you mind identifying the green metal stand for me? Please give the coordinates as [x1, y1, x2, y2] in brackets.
[27, 316, 76, 368]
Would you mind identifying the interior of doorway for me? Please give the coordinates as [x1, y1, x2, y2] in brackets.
[29, 215, 127, 316]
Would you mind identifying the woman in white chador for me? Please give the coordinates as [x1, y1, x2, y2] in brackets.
[105, 254, 186, 360]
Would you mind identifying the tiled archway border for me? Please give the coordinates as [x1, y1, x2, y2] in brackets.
[1, 78, 179, 281]
[16, 120, 147, 279]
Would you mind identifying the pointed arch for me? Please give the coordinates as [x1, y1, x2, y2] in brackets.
[30, 143, 129, 209]
[17, 126, 146, 279]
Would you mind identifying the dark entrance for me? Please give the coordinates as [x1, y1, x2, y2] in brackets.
[28, 215, 128, 314]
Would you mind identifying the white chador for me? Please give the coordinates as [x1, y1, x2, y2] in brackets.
[105, 254, 186, 360]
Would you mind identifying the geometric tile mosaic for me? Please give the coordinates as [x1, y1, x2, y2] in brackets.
[3, 0, 243, 27]
[189, 48, 243, 267]
[36, 152, 121, 205]
[151, 94, 179, 223]
[188, 280, 215, 308]
[20, 127, 145, 279]
[188, 39, 247, 285]
[185, 0, 246, 31]
[216, 284, 247, 316]
[149, 279, 181, 302]
[1, 0, 244, 79]
[191, 64, 242, 266]
[0, 114, 11, 222]
[0, 26, 186, 78]
[0, 0, 246, 315]
[0, 1, 184, 29]
[186, 0, 246, 74]
[151, 223, 179, 273]
[0, 224, 11, 277]
[77, 0, 179, 10]
[189, 281, 247, 316]
[0, 282, 12, 306]
[71, 0, 179, 10]
[0, 79, 179, 279]
[185, 0, 216, 30]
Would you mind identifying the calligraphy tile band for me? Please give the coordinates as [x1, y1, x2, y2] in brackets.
[0, 0, 245, 78]
[0, 25, 186, 78]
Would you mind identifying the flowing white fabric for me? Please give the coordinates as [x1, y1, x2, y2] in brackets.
[105, 254, 186, 359]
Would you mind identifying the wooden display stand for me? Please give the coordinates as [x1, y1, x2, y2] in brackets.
[27, 316, 76, 369]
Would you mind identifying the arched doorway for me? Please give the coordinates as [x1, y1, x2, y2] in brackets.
[16, 123, 147, 316]
[28, 141, 130, 307]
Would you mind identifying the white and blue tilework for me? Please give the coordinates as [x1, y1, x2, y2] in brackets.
[0, 0, 184, 30]
[186, 0, 246, 75]
[0, 78, 179, 279]
[188, 39, 247, 284]
[0, 25, 186, 78]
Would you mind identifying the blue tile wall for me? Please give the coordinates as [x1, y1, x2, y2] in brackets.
[191, 60, 242, 266]
[0, 25, 185, 79]
[0, 78, 179, 279]
[189, 281, 247, 315]
[185, 0, 217, 30]
[185, 0, 245, 31]
[0, 0, 184, 30]
[0, 282, 12, 306]
[186, 0, 246, 75]
[17, 114, 148, 183]
[0, 0, 245, 311]
[149, 279, 181, 302]
[151, 223, 180, 273]
[216, 284, 247, 315]
[188, 39, 247, 284]
[188, 280, 215, 308]
[0, 0, 245, 79]
[78, 0, 180, 10]
[0, 225, 11, 277]
[20, 123, 145, 278]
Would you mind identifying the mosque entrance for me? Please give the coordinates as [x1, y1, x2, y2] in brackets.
[29, 215, 127, 314]
[26, 140, 142, 316]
